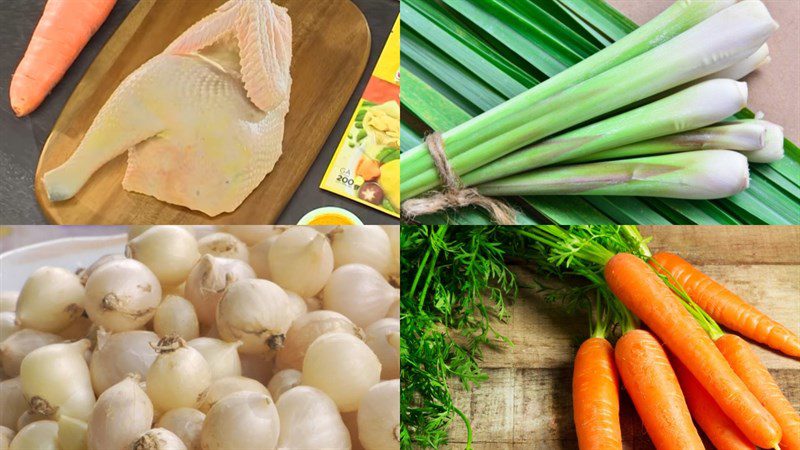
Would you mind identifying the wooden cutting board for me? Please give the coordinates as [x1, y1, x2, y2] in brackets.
[34, 0, 370, 224]
[445, 226, 800, 449]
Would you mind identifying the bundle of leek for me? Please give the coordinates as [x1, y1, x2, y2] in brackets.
[400, 0, 790, 218]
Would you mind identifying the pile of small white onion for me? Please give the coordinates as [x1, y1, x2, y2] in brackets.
[0, 225, 400, 450]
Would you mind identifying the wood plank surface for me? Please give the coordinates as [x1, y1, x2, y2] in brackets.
[34, 0, 370, 224]
[449, 226, 800, 449]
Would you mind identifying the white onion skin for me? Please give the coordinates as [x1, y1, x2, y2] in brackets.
[276, 386, 351, 449]
[197, 233, 249, 262]
[239, 352, 274, 386]
[154, 295, 200, 340]
[57, 415, 87, 450]
[268, 227, 334, 298]
[184, 255, 255, 327]
[0, 426, 13, 449]
[15, 411, 52, 432]
[9, 421, 59, 450]
[302, 333, 381, 412]
[358, 380, 400, 450]
[219, 226, 285, 246]
[248, 235, 280, 280]
[0, 292, 18, 313]
[20, 340, 95, 421]
[322, 264, 399, 328]
[132, 428, 188, 450]
[79, 254, 126, 286]
[84, 259, 162, 332]
[380, 225, 400, 278]
[386, 299, 399, 319]
[0, 312, 21, 344]
[89, 329, 158, 395]
[267, 369, 302, 401]
[330, 226, 393, 277]
[0, 329, 63, 377]
[187, 338, 242, 380]
[365, 318, 400, 380]
[196, 376, 270, 413]
[156, 408, 204, 450]
[201, 391, 279, 450]
[16, 266, 85, 333]
[126, 226, 200, 287]
[0, 378, 28, 430]
[59, 315, 93, 341]
[146, 337, 212, 413]
[216, 279, 293, 355]
[87, 377, 153, 450]
[275, 310, 362, 371]
[304, 296, 322, 312]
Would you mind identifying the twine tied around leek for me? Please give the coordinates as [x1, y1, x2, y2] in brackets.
[401, 132, 517, 224]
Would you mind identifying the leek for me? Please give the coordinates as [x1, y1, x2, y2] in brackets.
[400, 0, 736, 180]
[402, 0, 776, 199]
[700, 43, 771, 82]
[460, 79, 748, 186]
[477, 150, 749, 200]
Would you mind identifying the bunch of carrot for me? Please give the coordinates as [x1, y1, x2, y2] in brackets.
[522, 226, 799, 450]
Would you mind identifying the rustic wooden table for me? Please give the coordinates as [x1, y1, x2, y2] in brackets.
[448, 226, 800, 449]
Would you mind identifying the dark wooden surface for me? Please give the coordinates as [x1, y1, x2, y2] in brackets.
[448, 226, 800, 449]
[1, 0, 399, 225]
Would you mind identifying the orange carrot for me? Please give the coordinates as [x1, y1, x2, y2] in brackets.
[670, 353, 755, 450]
[614, 329, 703, 450]
[10, 0, 117, 117]
[573, 337, 622, 450]
[716, 333, 800, 450]
[604, 253, 782, 449]
[652, 252, 800, 357]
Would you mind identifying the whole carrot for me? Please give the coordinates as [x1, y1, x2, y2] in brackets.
[716, 333, 800, 450]
[652, 252, 800, 357]
[10, 0, 117, 117]
[614, 329, 703, 450]
[573, 337, 622, 450]
[604, 253, 782, 449]
[670, 353, 755, 450]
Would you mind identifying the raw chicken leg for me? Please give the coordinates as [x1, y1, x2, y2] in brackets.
[43, 0, 292, 217]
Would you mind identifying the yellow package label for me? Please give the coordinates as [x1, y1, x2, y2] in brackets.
[320, 18, 400, 217]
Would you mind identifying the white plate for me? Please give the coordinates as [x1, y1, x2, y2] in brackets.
[0, 234, 129, 291]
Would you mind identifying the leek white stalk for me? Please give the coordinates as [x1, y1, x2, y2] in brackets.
[16, 266, 85, 333]
[57, 416, 87, 450]
[20, 340, 95, 421]
[401, 0, 738, 180]
[461, 79, 749, 186]
[477, 150, 750, 199]
[567, 121, 768, 163]
[701, 43, 770, 81]
[87, 377, 153, 450]
[403, 0, 777, 198]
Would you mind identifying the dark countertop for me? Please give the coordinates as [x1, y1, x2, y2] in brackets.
[0, 0, 399, 225]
